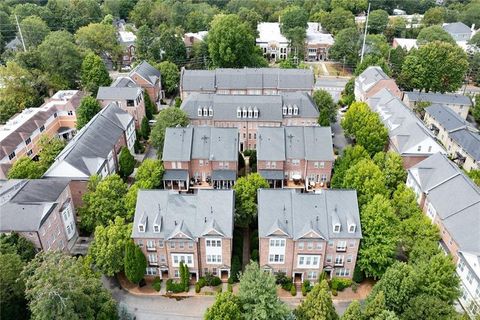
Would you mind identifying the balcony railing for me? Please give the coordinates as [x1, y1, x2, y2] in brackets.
[336, 246, 347, 252]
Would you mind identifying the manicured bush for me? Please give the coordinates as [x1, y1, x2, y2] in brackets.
[330, 277, 352, 291]
[227, 277, 234, 285]
[301, 280, 312, 296]
[351, 282, 359, 293]
[166, 279, 185, 293]
[275, 272, 293, 291]
[227, 283, 233, 292]
[204, 272, 222, 286]
[152, 277, 162, 292]
[332, 288, 338, 296]
[195, 282, 201, 293]
[180, 262, 190, 291]
[290, 284, 297, 296]
[353, 265, 365, 283]
[197, 277, 207, 288]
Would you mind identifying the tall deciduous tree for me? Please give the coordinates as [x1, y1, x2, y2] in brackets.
[372, 152, 406, 194]
[368, 10, 389, 34]
[0, 233, 37, 262]
[317, 8, 356, 35]
[423, 7, 446, 26]
[153, 27, 187, 65]
[329, 27, 361, 71]
[87, 217, 132, 276]
[400, 41, 468, 93]
[7, 157, 44, 179]
[19, 15, 50, 49]
[340, 300, 363, 320]
[357, 195, 399, 278]
[313, 89, 336, 126]
[343, 159, 387, 207]
[155, 61, 179, 95]
[21, 251, 117, 320]
[208, 14, 266, 68]
[135, 159, 164, 189]
[79, 174, 128, 233]
[76, 96, 101, 129]
[151, 107, 189, 152]
[233, 173, 269, 227]
[124, 240, 146, 284]
[280, 6, 308, 60]
[295, 280, 338, 320]
[75, 23, 121, 59]
[0, 253, 28, 320]
[417, 25, 455, 45]
[238, 261, 290, 320]
[119, 147, 135, 179]
[80, 53, 111, 95]
[140, 116, 151, 140]
[331, 145, 370, 188]
[402, 294, 459, 320]
[204, 292, 242, 320]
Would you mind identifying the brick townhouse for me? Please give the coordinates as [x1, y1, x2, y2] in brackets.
[355, 66, 401, 102]
[181, 92, 319, 151]
[258, 189, 362, 283]
[0, 179, 78, 253]
[0, 90, 84, 179]
[131, 189, 234, 282]
[406, 152, 480, 318]
[403, 91, 472, 120]
[97, 86, 145, 128]
[162, 126, 239, 191]
[44, 103, 136, 206]
[257, 126, 334, 190]
[179, 68, 314, 100]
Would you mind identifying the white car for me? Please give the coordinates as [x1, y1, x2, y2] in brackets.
[339, 106, 349, 113]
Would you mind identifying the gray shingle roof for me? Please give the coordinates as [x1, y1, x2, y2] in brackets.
[181, 92, 319, 121]
[181, 68, 314, 92]
[257, 126, 334, 161]
[162, 127, 239, 162]
[425, 104, 468, 131]
[409, 152, 459, 192]
[111, 77, 137, 88]
[212, 170, 236, 181]
[449, 128, 480, 161]
[258, 189, 362, 240]
[443, 22, 472, 35]
[132, 189, 234, 239]
[405, 91, 472, 106]
[356, 66, 389, 94]
[44, 103, 133, 178]
[258, 170, 284, 180]
[130, 61, 161, 86]
[163, 169, 189, 181]
[97, 87, 142, 100]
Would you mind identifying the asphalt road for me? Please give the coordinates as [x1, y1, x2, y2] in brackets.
[332, 111, 351, 154]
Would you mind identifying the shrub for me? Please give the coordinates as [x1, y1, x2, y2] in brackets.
[301, 280, 312, 296]
[195, 282, 201, 293]
[332, 288, 338, 296]
[275, 272, 293, 291]
[330, 277, 352, 291]
[290, 284, 297, 296]
[197, 277, 207, 288]
[152, 277, 162, 292]
[204, 272, 222, 286]
[351, 282, 359, 293]
[230, 255, 241, 282]
[166, 279, 185, 293]
[216, 286, 222, 293]
[353, 265, 365, 283]
[227, 277, 234, 285]
[227, 283, 233, 292]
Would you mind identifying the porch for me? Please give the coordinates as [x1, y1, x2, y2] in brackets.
[211, 170, 236, 189]
[163, 169, 189, 191]
[258, 170, 284, 188]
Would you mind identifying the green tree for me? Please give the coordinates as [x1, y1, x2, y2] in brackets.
[155, 61, 179, 95]
[238, 261, 290, 320]
[153, 27, 187, 65]
[103, 0, 137, 19]
[0, 233, 37, 262]
[238, 7, 262, 33]
[398, 212, 439, 259]
[21, 251, 117, 320]
[295, 280, 338, 320]
[402, 294, 459, 320]
[417, 25, 455, 45]
[400, 41, 468, 93]
[355, 55, 390, 76]
[313, 89, 336, 126]
[0, 253, 28, 320]
[79, 174, 128, 233]
[76, 96, 101, 129]
[7, 157, 44, 179]
[372, 152, 406, 194]
[87, 217, 132, 276]
[467, 169, 480, 186]
[390, 184, 420, 220]
[80, 53, 111, 95]
[204, 292, 242, 320]
[233, 173, 269, 227]
[37, 31, 82, 89]
[318, 8, 356, 35]
[331, 145, 370, 189]
[368, 10, 389, 34]
[280, 6, 308, 60]
[75, 22, 121, 58]
[46, 0, 102, 31]
[208, 14, 266, 68]
[357, 195, 399, 278]
[329, 27, 361, 68]
[135, 25, 154, 61]
[423, 7, 446, 26]
[37, 136, 65, 167]
[119, 147, 135, 179]
[460, 2, 480, 28]
[389, 46, 407, 78]
[19, 15, 50, 49]
[151, 107, 189, 152]
[340, 300, 362, 320]
[124, 240, 146, 284]
[472, 95, 480, 123]
[364, 291, 388, 319]
[144, 91, 156, 120]
[385, 17, 407, 41]
[135, 158, 164, 188]
[140, 116, 151, 140]
[330, 0, 367, 14]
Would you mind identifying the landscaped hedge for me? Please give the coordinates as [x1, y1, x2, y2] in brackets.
[275, 272, 293, 291]
[166, 279, 185, 293]
[301, 280, 312, 296]
[330, 277, 352, 291]
[152, 277, 162, 292]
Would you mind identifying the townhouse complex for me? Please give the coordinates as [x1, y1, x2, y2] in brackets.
[162, 127, 239, 191]
[0, 90, 84, 179]
[257, 126, 334, 190]
[132, 189, 234, 281]
[258, 189, 362, 282]
[406, 153, 480, 317]
[403, 91, 472, 120]
[354, 66, 401, 102]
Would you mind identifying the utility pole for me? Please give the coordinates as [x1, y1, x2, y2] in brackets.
[15, 14, 27, 52]
[360, 3, 371, 63]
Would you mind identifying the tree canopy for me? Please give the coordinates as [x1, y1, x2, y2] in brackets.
[368, 9, 389, 34]
[76, 96, 102, 130]
[19, 15, 50, 49]
[124, 240, 147, 284]
[80, 52, 111, 95]
[417, 25, 455, 45]
[0, 252, 28, 320]
[313, 89, 336, 126]
[204, 292, 242, 320]
[295, 280, 338, 320]
[233, 173, 269, 228]
[119, 147, 135, 179]
[155, 61, 180, 95]
[329, 28, 361, 71]
[151, 107, 190, 152]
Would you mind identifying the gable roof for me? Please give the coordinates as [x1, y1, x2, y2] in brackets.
[132, 189, 234, 239]
[449, 128, 480, 161]
[257, 126, 334, 161]
[356, 66, 390, 94]
[409, 152, 459, 192]
[425, 104, 469, 131]
[97, 86, 142, 100]
[129, 61, 161, 86]
[404, 91, 472, 106]
[258, 189, 362, 240]
[443, 22, 472, 35]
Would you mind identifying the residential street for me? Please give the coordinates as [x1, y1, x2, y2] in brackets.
[332, 111, 350, 153]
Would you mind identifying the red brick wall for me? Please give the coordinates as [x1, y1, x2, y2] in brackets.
[257, 160, 285, 170]
[69, 180, 88, 208]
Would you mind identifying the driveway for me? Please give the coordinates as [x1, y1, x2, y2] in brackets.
[315, 77, 350, 103]
[332, 112, 351, 154]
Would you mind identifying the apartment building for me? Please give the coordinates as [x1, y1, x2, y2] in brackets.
[0, 90, 84, 179]
[181, 92, 319, 151]
[97, 86, 145, 128]
[258, 189, 362, 282]
[162, 127, 239, 191]
[132, 189, 234, 282]
[179, 68, 314, 99]
[355, 66, 401, 102]
[0, 179, 78, 253]
[115, 61, 163, 104]
[44, 103, 135, 206]
[367, 88, 445, 168]
[443, 22, 475, 42]
[403, 91, 472, 120]
[424, 104, 480, 171]
[257, 126, 334, 190]
[406, 153, 480, 318]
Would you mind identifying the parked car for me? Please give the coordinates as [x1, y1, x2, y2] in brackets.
[339, 106, 349, 113]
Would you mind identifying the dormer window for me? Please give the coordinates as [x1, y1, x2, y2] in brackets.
[138, 224, 145, 232]
[248, 107, 253, 118]
[242, 107, 247, 118]
[288, 105, 293, 115]
[203, 107, 208, 116]
[253, 107, 259, 118]
[237, 108, 241, 118]
[348, 224, 356, 233]
[209, 107, 213, 116]
[282, 105, 287, 115]
[153, 224, 160, 233]
[198, 108, 202, 117]
[293, 105, 298, 115]
[333, 224, 341, 233]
